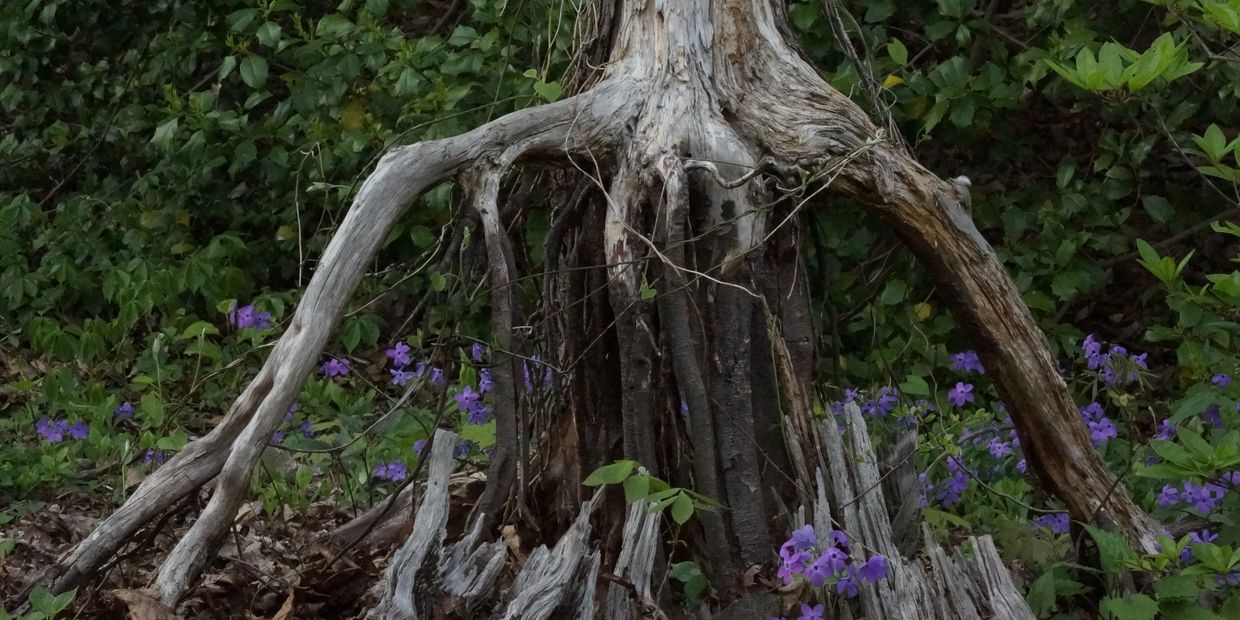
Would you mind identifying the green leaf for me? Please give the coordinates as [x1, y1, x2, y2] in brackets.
[879, 279, 909, 304]
[256, 21, 282, 47]
[1141, 195, 1174, 223]
[899, 374, 930, 396]
[888, 39, 908, 65]
[1084, 524, 1138, 573]
[670, 492, 694, 524]
[1026, 570, 1057, 616]
[1154, 574, 1200, 602]
[1099, 594, 1157, 620]
[218, 55, 237, 80]
[177, 320, 219, 340]
[240, 56, 268, 89]
[151, 118, 178, 148]
[584, 460, 637, 486]
[448, 26, 479, 46]
[623, 474, 650, 502]
[533, 81, 562, 102]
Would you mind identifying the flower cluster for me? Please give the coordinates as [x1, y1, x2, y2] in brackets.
[934, 456, 971, 507]
[320, 357, 350, 378]
[36, 418, 89, 443]
[144, 449, 167, 465]
[114, 401, 134, 421]
[830, 386, 902, 418]
[777, 524, 888, 601]
[268, 404, 312, 445]
[1157, 478, 1232, 515]
[1079, 402, 1117, 446]
[1082, 334, 1148, 387]
[1179, 529, 1220, 562]
[227, 303, 272, 331]
[1031, 512, 1070, 534]
[385, 340, 446, 388]
[374, 461, 408, 481]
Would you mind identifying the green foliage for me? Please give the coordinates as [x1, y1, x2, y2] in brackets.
[584, 460, 718, 525]
[0, 588, 76, 620]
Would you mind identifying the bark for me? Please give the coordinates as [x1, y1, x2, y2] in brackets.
[40, 0, 1159, 607]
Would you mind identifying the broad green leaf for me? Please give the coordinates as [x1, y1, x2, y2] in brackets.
[584, 460, 637, 486]
[888, 38, 908, 65]
[1083, 524, 1138, 572]
[240, 56, 268, 89]
[671, 492, 694, 524]
[1099, 594, 1157, 620]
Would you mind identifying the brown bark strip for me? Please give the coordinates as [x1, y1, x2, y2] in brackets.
[652, 153, 738, 584]
[707, 275, 773, 568]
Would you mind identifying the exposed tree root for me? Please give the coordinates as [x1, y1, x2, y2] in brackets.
[37, 0, 1160, 609]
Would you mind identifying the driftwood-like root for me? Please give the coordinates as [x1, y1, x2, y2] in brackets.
[39, 0, 1159, 609]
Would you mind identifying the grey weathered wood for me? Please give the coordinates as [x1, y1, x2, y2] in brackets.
[369, 430, 459, 620]
[606, 500, 660, 620]
[498, 490, 602, 620]
[436, 515, 508, 613]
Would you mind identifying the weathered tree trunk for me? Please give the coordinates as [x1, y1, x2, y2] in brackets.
[33, 0, 1158, 609]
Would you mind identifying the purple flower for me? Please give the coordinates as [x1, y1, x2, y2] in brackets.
[1080, 402, 1105, 423]
[1015, 458, 1027, 474]
[1088, 417, 1117, 446]
[1083, 334, 1104, 369]
[1182, 482, 1226, 514]
[429, 366, 445, 387]
[412, 439, 428, 457]
[950, 350, 986, 375]
[68, 421, 89, 441]
[830, 529, 851, 549]
[114, 401, 134, 421]
[270, 430, 285, 445]
[778, 550, 810, 583]
[455, 386, 481, 413]
[835, 572, 860, 598]
[863, 386, 901, 417]
[391, 367, 414, 386]
[1213, 373, 1233, 388]
[466, 403, 492, 425]
[471, 343, 486, 362]
[805, 554, 833, 586]
[679, 392, 689, 417]
[988, 439, 1013, 459]
[478, 368, 494, 394]
[228, 303, 272, 330]
[374, 461, 407, 481]
[1202, 404, 1223, 428]
[857, 554, 888, 583]
[385, 341, 411, 367]
[797, 603, 825, 620]
[788, 524, 816, 551]
[144, 449, 166, 464]
[1156, 419, 1176, 441]
[819, 546, 849, 574]
[36, 418, 67, 443]
[454, 441, 476, 459]
[1033, 512, 1070, 534]
[284, 403, 297, 422]
[1157, 485, 1180, 509]
[948, 382, 975, 407]
[299, 420, 313, 438]
[320, 357, 350, 378]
